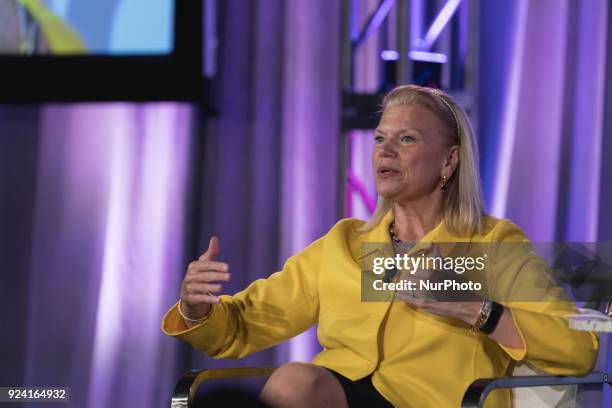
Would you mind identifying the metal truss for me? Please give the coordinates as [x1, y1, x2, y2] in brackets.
[339, 0, 478, 218]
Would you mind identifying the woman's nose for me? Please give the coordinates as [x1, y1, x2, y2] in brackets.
[378, 142, 397, 157]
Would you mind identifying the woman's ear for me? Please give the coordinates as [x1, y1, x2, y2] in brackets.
[442, 145, 460, 176]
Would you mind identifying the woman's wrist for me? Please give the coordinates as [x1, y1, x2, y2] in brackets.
[456, 301, 483, 326]
[457, 300, 505, 334]
[178, 300, 213, 326]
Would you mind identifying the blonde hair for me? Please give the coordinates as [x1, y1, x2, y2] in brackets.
[360, 85, 486, 236]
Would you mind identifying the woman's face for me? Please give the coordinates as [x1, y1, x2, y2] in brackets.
[372, 104, 458, 203]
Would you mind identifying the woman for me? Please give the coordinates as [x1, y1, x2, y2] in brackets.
[162, 85, 598, 407]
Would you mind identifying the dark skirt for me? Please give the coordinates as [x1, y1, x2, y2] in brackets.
[323, 368, 394, 408]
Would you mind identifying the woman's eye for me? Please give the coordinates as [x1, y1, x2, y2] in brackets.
[374, 135, 384, 143]
[400, 135, 415, 143]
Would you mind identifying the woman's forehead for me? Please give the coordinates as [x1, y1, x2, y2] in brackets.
[377, 104, 445, 132]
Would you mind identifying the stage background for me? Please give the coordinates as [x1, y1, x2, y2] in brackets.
[1, 0, 611, 407]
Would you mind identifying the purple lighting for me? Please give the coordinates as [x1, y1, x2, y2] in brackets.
[281, 0, 340, 363]
[353, 0, 396, 47]
[348, 170, 376, 214]
[409, 50, 448, 63]
[347, 131, 377, 220]
[565, 0, 607, 241]
[410, 0, 425, 49]
[380, 50, 399, 61]
[20, 102, 192, 407]
[492, 0, 527, 218]
[84, 103, 193, 407]
[422, 0, 463, 51]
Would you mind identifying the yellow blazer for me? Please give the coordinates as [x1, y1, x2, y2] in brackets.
[162, 212, 598, 407]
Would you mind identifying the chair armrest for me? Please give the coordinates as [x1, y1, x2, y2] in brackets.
[461, 372, 610, 408]
[171, 366, 277, 408]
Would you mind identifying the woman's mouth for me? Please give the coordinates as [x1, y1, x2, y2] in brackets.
[377, 167, 400, 178]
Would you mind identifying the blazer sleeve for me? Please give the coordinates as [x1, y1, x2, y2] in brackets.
[161, 237, 322, 359]
[489, 221, 599, 376]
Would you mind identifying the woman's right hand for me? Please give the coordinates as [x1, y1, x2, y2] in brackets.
[179, 236, 230, 324]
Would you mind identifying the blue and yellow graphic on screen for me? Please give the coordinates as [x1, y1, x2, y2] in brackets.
[0, 0, 175, 55]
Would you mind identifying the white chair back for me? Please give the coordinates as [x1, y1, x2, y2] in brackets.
[511, 333, 608, 408]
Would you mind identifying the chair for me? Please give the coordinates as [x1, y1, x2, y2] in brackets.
[461, 245, 612, 407]
[171, 257, 612, 408]
[462, 330, 610, 408]
[170, 336, 610, 408]
[171, 366, 277, 408]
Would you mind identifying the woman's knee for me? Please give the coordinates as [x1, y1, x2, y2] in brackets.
[260, 362, 345, 407]
[262, 363, 322, 396]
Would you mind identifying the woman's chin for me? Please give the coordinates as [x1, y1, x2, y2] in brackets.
[376, 188, 401, 200]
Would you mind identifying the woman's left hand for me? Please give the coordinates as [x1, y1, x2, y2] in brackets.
[395, 244, 481, 325]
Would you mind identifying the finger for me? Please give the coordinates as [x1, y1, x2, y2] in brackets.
[411, 293, 433, 306]
[396, 291, 425, 306]
[186, 282, 224, 295]
[189, 260, 229, 273]
[200, 283, 224, 293]
[189, 271, 231, 283]
[395, 291, 412, 302]
[199, 236, 220, 262]
[413, 268, 434, 280]
[187, 293, 221, 304]
[432, 243, 442, 258]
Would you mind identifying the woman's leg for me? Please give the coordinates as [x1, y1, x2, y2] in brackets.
[259, 362, 348, 408]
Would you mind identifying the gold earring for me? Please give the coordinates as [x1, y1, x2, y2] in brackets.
[441, 175, 449, 192]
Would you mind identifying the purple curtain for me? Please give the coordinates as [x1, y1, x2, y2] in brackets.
[1, 103, 194, 407]
[481, 0, 610, 405]
[487, 0, 608, 243]
[1, 0, 341, 405]
[197, 0, 341, 368]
